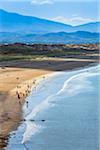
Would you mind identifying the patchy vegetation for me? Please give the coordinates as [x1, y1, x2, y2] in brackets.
[0, 43, 99, 61]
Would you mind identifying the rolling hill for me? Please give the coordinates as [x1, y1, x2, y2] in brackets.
[0, 31, 99, 44]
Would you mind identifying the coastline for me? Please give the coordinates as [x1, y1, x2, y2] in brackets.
[0, 68, 51, 136]
[0, 68, 52, 149]
[0, 58, 98, 149]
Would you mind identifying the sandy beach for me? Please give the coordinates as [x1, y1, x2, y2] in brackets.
[0, 57, 98, 149]
[0, 4, 99, 149]
[0, 67, 51, 136]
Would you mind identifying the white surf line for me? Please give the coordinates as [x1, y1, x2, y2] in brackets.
[22, 121, 41, 144]
[57, 72, 100, 95]
[57, 64, 100, 95]
[22, 65, 100, 144]
[21, 95, 55, 144]
[22, 72, 63, 143]
[22, 71, 63, 114]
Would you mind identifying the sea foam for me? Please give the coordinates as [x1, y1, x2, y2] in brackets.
[22, 64, 100, 144]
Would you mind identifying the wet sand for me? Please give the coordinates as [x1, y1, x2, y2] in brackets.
[0, 58, 98, 149]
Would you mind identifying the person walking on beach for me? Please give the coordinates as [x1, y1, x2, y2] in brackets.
[26, 101, 29, 108]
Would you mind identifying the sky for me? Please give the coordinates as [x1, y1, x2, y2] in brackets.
[0, 0, 99, 26]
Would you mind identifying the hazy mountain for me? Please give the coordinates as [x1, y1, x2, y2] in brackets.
[0, 31, 99, 44]
[0, 9, 99, 34]
[0, 9, 99, 44]
[0, 9, 72, 34]
[74, 22, 100, 33]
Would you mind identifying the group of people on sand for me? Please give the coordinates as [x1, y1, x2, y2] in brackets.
[15, 77, 36, 106]
[15, 75, 46, 122]
[16, 75, 46, 103]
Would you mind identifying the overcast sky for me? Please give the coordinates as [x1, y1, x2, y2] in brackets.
[0, 0, 99, 25]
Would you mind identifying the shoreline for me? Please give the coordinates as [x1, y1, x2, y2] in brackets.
[0, 68, 52, 149]
[0, 59, 99, 149]
[0, 69, 51, 136]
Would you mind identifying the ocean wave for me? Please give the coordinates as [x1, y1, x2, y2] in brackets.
[22, 64, 100, 144]
[57, 72, 100, 96]
[22, 121, 41, 144]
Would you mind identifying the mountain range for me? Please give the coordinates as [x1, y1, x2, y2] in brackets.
[0, 31, 99, 44]
[0, 9, 99, 44]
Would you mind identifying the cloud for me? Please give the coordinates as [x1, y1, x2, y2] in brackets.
[31, 0, 54, 5]
[51, 15, 95, 25]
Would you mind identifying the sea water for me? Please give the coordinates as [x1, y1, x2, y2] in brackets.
[6, 64, 100, 150]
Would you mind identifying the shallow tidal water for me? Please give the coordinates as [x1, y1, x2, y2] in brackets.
[6, 64, 100, 150]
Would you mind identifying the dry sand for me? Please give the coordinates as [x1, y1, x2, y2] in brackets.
[0, 67, 51, 138]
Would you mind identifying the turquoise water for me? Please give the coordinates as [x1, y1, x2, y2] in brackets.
[6, 64, 100, 150]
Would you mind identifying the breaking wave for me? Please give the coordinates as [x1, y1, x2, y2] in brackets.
[22, 64, 100, 144]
